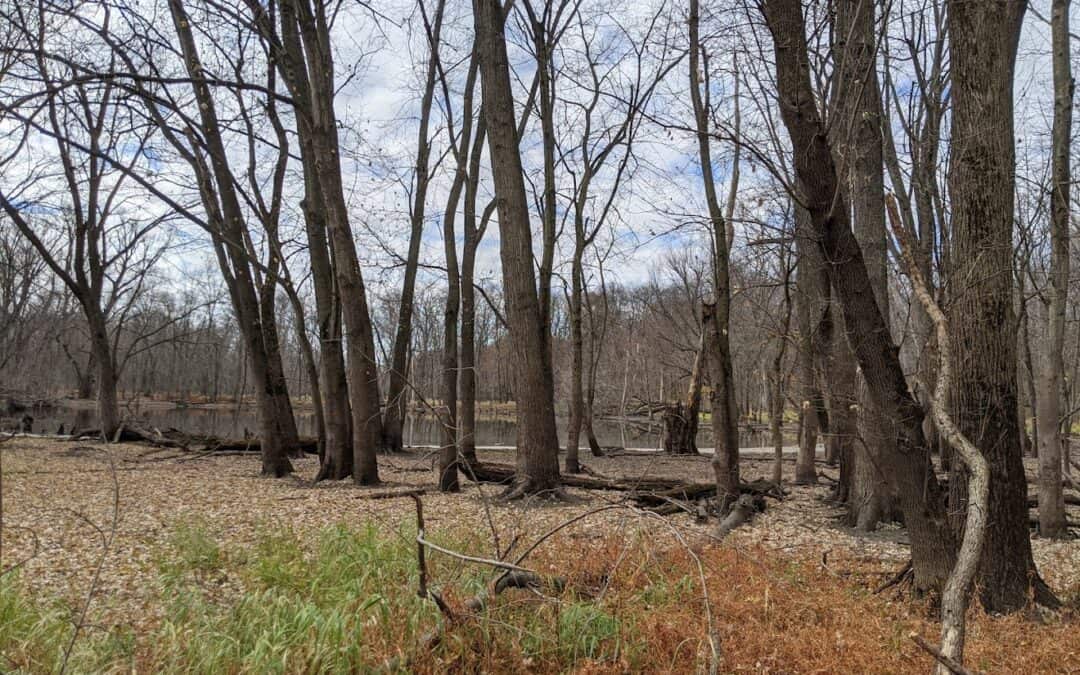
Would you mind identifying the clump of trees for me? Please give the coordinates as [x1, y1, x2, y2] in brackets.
[3, 0, 1079, 666]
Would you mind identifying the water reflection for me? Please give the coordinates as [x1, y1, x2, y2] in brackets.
[29, 403, 780, 449]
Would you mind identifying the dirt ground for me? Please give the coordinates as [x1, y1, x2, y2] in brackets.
[2, 436, 1079, 639]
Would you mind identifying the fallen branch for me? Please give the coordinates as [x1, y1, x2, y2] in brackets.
[874, 559, 913, 594]
[910, 633, 981, 675]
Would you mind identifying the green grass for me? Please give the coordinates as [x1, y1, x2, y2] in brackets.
[1, 519, 639, 673]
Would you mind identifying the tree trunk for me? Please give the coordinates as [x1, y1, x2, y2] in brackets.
[889, 197, 990, 675]
[793, 205, 826, 485]
[459, 118, 488, 468]
[832, 0, 893, 531]
[301, 188, 352, 482]
[437, 14, 471, 493]
[762, 0, 955, 594]
[703, 301, 740, 509]
[77, 350, 96, 399]
[770, 250, 792, 485]
[690, 0, 740, 511]
[475, 0, 561, 496]
[946, 0, 1056, 611]
[663, 332, 704, 455]
[1037, 0, 1072, 539]
[169, 0, 292, 476]
[275, 0, 385, 484]
[565, 244, 586, 473]
[259, 290, 301, 455]
[87, 309, 120, 439]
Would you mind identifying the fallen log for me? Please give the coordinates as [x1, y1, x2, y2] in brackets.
[70, 423, 319, 455]
[465, 461, 782, 516]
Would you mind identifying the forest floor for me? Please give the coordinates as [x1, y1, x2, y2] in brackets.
[2, 437, 1080, 673]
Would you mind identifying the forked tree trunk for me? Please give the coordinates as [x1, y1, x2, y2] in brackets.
[169, 0, 292, 476]
[273, 0, 386, 484]
[301, 188, 353, 481]
[437, 14, 471, 494]
[459, 118, 488, 468]
[946, 0, 1056, 611]
[475, 0, 561, 496]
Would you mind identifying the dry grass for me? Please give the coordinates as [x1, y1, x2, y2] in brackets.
[1, 437, 1079, 673]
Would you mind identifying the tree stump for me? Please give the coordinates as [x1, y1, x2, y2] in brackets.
[661, 402, 699, 455]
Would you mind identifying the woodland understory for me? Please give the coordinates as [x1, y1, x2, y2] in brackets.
[1, 437, 1079, 674]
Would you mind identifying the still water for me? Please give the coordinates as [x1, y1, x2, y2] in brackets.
[25, 403, 779, 449]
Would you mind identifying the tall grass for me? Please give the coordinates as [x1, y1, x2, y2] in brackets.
[0, 519, 638, 673]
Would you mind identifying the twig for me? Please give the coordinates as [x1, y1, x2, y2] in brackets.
[910, 633, 981, 675]
[874, 559, 913, 594]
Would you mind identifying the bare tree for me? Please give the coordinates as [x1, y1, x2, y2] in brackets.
[689, 0, 740, 509]
[475, 0, 562, 496]
[0, 2, 165, 439]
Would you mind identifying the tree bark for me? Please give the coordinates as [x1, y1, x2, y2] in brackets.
[475, 0, 561, 496]
[793, 205, 826, 485]
[946, 0, 1055, 611]
[1037, 0, 1072, 539]
[168, 0, 292, 476]
[889, 195, 989, 675]
[831, 0, 893, 531]
[271, 0, 386, 484]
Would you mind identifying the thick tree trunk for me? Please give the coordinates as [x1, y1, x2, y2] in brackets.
[475, 0, 561, 496]
[663, 332, 704, 455]
[259, 292, 300, 455]
[77, 350, 96, 400]
[763, 0, 955, 594]
[275, 0, 385, 484]
[87, 310, 120, 439]
[889, 198, 989, 675]
[946, 0, 1055, 611]
[1038, 0, 1072, 539]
